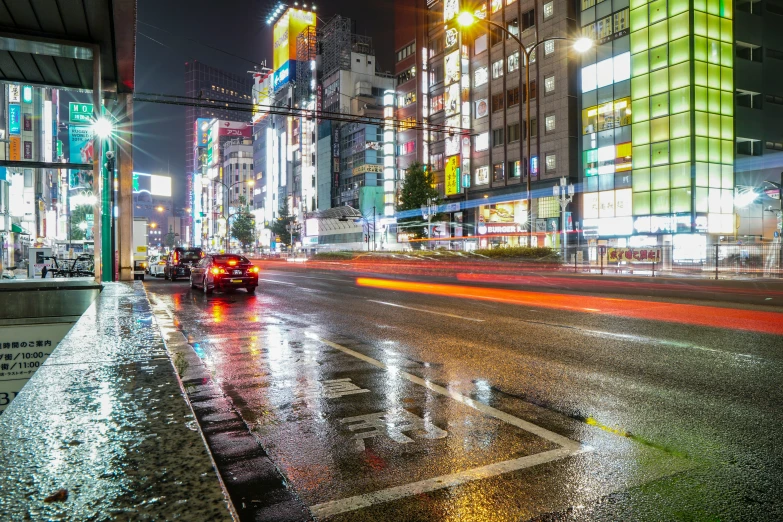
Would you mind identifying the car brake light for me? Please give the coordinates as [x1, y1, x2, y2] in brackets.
[211, 267, 220, 275]
[228, 260, 237, 266]
[252, 266, 259, 273]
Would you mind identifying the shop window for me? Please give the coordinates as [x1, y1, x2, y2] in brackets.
[584, 148, 598, 176]
[431, 93, 444, 113]
[492, 128, 505, 147]
[507, 19, 519, 38]
[544, 1, 554, 18]
[509, 160, 521, 177]
[508, 52, 520, 73]
[508, 123, 521, 142]
[474, 66, 489, 87]
[545, 75, 555, 93]
[476, 132, 489, 151]
[493, 163, 505, 181]
[492, 93, 504, 112]
[521, 9, 536, 31]
[545, 114, 556, 132]
[545, 153, 556, 171]
[476, 165, 490, 184]
[492, 59, 504, 79]
[507, 87, 520, 106]
[475, 35, 488, 56]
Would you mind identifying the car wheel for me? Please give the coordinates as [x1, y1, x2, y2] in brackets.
[203, 277, 212, 294]
[246, 286, 256, 294]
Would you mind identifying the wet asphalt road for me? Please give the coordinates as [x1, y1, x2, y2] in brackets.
[145, 268, 783, 521]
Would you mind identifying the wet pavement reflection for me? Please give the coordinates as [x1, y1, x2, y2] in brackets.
[141, 272, 774, 521]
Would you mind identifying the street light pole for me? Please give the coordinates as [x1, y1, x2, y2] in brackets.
[421, 197, 438, 249]
[553, 177, 574, 259]
[201, 177, 254, 252]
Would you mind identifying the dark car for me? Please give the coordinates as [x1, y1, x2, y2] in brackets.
[190, 254, 259, 294]
[164, 248, 204, 281]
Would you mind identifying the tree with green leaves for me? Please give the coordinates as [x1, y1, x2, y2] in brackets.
[231, 210, 255, 251]
[267, 200, 296, 248]
[164, 226, 178, 249]
[69, 205, 92, 240]
[396, 162, 440, 247]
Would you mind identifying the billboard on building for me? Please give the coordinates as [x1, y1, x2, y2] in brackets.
[132, 172, 172, 197]
[68, 125, 94, 189]
[195, 118, 211, 147]
[272, 8, 316, 90]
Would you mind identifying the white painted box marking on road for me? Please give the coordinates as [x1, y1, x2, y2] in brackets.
[305, 333, 590, 518]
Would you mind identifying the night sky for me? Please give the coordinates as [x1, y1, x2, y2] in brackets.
[134, 0, 394, 209]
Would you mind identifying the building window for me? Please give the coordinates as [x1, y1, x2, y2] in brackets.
[582, 0, 595, 9]
[507, 123, 521, 142]
[493, 163, 505, 182]
[431, 153, 445, 170]
[507, 19, 519, 38]
[492, 93, 505, 112]
[492, 128, 505, 147]
[530, 118, 537, 137]
[736, 42, 762, 62]
[475, 34, 488, 55]
[544, 40, 555, 56]
[521, 9, 535, 31]
[543, 1, 554, 18]
[526, 80, 537, 101]
[507, 87, 520, 106]
[545, 153, 556, 171]
[508, 52, 520, 72]
[545, 114, 556, 132]
[544, 75, 555, 93]
[509, 160, 521, 177]
[402, 140, 416, 155]
[490, 26, 503, 46]
[431, 93, 444, 113]
[476, 132, 489, 151]
[474, 66, 489, 87]
[766, 48, 783, 61]
[476, 165, 490, 185]
[492, 59, 504, 79]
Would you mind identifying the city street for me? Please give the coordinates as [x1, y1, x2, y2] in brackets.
[145, 267, 783, 521]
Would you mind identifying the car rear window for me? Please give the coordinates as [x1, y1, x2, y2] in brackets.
[180, 250, 202, 261]
[212, 255, 249, 265]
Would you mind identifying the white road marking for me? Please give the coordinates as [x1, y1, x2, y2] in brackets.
[368, 299, 486, 322]
[304, 333, 588, 518]
[258, 278, 296, 285]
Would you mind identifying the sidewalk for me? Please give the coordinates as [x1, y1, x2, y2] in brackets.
[0, 282, 233, 521]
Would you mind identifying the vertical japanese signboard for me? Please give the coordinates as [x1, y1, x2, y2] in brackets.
[445, 155, 461, 196]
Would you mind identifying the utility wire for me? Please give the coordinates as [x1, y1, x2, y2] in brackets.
[138, 20, 265, 66]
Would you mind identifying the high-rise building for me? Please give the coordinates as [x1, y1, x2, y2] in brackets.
[184, 61, 252, 244]
[423, 0, 581, 248]
[732, 2, 783, 239]
[394, 0, 428, 174]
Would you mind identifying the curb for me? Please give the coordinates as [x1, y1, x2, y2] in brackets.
[148, 297, 313, 522]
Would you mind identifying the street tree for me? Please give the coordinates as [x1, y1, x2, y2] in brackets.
[231, 210, 255, 251]
[396, 162, 440, 247]
[268, 201, 296, 248]
[69, 205, 92, 240]
[164, 226, 178, 249]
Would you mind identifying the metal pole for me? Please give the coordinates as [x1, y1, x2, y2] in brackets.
[373, 205, 376, 252]
[600, 246, 604, 275]
[715, 243, 719, 280]
[118, 94, 134, 281]
[525, 49, 532, 247]
[92, 44, 102, 283]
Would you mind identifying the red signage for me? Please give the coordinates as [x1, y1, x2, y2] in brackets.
[217, 121, 252, 137]
[607, 248, 662, 263]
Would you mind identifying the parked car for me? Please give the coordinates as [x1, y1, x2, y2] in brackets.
[164, 247, 204, 281]
[148, 255, 166, 277]
[190, 254, 259, 294]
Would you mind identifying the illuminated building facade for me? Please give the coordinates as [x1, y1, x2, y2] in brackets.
[579, 0, 736, 249]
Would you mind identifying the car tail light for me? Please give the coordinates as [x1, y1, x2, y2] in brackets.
[173, 252, 179, 264]
[211, 267, 220, 275]
[228, 260, 237, 266]
[251, 266, 259, 273]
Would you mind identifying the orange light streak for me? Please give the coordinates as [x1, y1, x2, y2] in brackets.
[356, 277, 783, 336]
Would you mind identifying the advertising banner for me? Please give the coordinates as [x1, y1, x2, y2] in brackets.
[273, 9, 316, 90]
[23, 113, 32, 132]
[9, 136, 21, 161]
[68, 125, 93, 189]
[8, 104, 20, 134]
[195, 118, 210, 147]
[23, 141, 32, 159]
[444, 155, 460, 196]
[607, 248, 663, 263]
[8, 84, 20, 103]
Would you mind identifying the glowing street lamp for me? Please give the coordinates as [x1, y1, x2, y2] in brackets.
[457, 11, 592, 243]
[91, 117, 113, 139]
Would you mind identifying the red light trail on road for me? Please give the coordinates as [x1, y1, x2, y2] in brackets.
[356, 277, 783, 336]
